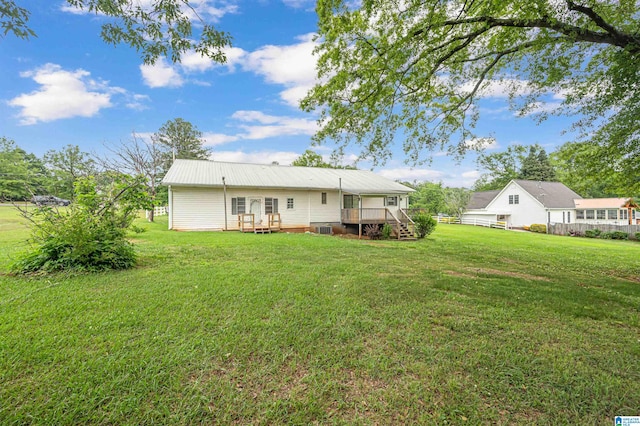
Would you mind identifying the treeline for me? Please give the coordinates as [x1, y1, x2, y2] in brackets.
[0, 118, 210, 218]
[474, 144, 638, 198]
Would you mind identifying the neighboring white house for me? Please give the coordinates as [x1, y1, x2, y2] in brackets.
[462, 180, 582, 228]
[574, 198, 639, 225]
[161, 159, 414, 232]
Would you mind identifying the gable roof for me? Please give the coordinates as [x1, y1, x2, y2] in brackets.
[512, 180, 582, 208]
[467, 190, 500, 209]
[162, 159, 414, 195]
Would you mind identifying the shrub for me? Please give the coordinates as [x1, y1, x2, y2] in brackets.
[11, 176, 149, 274]
[413, 213, 437, 239]
[636, 232, 640, 241]
[610, 231, 628, 240]
[364, 224, 382, 240]
[381, 223, 393, 239]
[599, 231, 613, 239]
[530, 224, 547, 233]
[585, 229, 601, 238]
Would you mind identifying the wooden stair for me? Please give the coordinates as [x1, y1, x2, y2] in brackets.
[396, 222, 416, 240]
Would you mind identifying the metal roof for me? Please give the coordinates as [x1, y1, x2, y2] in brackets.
[162, 159, 414, 195]
[513, 180, 582, 208]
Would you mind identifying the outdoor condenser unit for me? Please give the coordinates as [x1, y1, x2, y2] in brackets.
[316, 226, 333, 235]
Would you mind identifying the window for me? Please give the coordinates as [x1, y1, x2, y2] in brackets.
[620, 209, 628, 220]
[508, 194, 519, 205]
[321, 192, 327, 205]
[567, 211, 571, 223]
[343, 195, 357, 209]
[232, 197, 245, 215]
[586, 210, 595, 220]
[385, 196, 398, 206]
[265, 198, 278, 214]
[607, 209, 618, 220]
[287, 198, 294, 209]
[576, 210, 584, 219]
[597, 209, 606, 220]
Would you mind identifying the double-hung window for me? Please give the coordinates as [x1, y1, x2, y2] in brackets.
[508, 195, 519, 205]
[287, 198, 294, 209]
[265, 198, 278, 214]
[232, 197, 246, 215]
[385, 196, 398, 206]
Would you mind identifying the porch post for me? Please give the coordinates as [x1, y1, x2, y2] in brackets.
[222, 176, 228, 231]
[339, 178, 342, 223]
[358, 195, 362, 239]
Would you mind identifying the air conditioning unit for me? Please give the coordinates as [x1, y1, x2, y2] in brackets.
[316, 225, 333, 235]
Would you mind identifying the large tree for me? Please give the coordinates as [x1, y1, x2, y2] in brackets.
[154, 118, 211, 171]
[302, 0, 640, 170]
[44, 145, 96, 199]
[292, 150, 333, 168]
[0, 137, 46, 201]
[101, 133, 166, 222]
[518, 146, 556, 181]
[1, 0, 231, 64]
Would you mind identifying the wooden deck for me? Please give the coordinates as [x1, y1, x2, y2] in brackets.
[341, 208, 387, 224]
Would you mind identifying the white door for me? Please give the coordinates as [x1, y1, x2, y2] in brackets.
[250, 199, 262, 223]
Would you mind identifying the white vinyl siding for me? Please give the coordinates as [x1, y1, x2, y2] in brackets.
[171, 187, 223, 230]
[484, 182, 545, 227]
[170, 187, 410, 230]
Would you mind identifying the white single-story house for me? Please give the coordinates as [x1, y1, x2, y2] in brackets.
[162, 159, 415, 236]
[463, 180, 639, 228]
[462, 180, 582, 228]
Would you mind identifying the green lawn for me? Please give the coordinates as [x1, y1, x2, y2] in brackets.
[1, 205, 639, 424]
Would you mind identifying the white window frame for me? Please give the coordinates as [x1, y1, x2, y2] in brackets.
[287, 197, 294, 210]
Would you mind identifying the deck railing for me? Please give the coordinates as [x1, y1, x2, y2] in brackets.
[341, 208, 388, 224]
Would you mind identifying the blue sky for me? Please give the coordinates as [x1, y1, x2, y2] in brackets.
[1, 1, 574, 187]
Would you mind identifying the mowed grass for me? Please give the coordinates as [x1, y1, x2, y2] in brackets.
[1, 205, 639, 424]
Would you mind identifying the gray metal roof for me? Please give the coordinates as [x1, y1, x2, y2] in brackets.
[467, 190, 500, 209]
[162, 159, 414, 194]
[513, 180, 582, 208]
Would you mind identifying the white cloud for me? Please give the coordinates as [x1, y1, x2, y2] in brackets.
[199, 111, 318, 145]
[233, 110, 318, 139]
[202, 133, 240, 146]
[241, 33, 318, 106]
[461, 170, 481, 179]
[60, 0, 237, 23]
[212, 150, 300, 164]
[376, 167, 445, 182]
[458, 78, 532, 99]
[140, 58, 184, 88]
[464, 137, 498, 150]
[8, 63, 114, 125]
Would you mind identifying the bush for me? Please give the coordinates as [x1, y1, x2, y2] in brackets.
[364, 224, 382, 240]
[381, 223, 393, 239]
[610, 231, 629, 240]
[530, 224, 547, 233]
[585, 229, 601, 238]
[11, 176, 149, 274]
[636, 232, 640, 241]
[413, 213, 437, 239]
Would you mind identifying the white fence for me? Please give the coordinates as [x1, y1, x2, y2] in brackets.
[145, 206, 168, 220]
[432, 216, 507, 230]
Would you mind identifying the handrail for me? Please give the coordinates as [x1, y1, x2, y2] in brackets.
[398, 209, 416, 226]
[384, 209, 404, 239]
